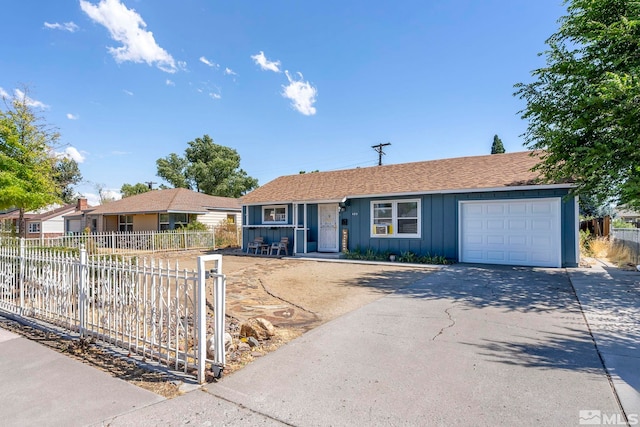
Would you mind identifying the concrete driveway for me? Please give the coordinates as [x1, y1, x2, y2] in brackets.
[203, 264, 624, 426]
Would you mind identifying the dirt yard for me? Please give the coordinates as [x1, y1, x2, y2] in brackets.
[0, 249, 435, 397]
[155, 249, 435, 379]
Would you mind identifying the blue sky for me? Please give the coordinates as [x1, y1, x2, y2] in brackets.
[1, 0, 567, 205]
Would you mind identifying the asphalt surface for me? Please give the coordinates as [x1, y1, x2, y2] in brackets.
[1, 261, 638, 426]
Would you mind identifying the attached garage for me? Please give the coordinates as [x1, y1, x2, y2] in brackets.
[459, 198, 562, 268]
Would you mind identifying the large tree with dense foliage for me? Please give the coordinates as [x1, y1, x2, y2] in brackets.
[55, 157, 83, 203]
[515, 0, 640, 208]
[0, 88, 60, 236]
[120, 182, 151, 198]
[156, 134, 258, 197]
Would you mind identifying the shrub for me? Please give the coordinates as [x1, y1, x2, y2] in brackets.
[343, 247, 450, 265]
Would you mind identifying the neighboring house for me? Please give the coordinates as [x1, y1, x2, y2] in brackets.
[614, 207, 640, 225]
[240, 151, 578, 268]
[71, 188, 241, 233]
[63, 198, 95, 234]
[0, 201, 84, 238]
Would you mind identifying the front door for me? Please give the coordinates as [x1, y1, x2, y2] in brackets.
[318, 204, 339, 252]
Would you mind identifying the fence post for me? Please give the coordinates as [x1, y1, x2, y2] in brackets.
[196, 254, 225, 384]
[19, 238, 25, 312]
[79, 244, 88, 337]
[196, 256, 207, 384]
[111, 231, 115, 255]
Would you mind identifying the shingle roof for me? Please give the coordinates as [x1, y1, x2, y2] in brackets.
[241, 151, 563, 204]
[0, 204, 76, 221]
[88, 188, 241, 215]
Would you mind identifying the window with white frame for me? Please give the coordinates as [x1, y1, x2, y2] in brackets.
[262, 205, 288, 224]
[371, 199, 420, 238]
[28, 222, 41, 233]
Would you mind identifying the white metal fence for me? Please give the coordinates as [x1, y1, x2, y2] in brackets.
[611, 228, 640, 264]
[0, 240, 225, 383]
[3, 230, 221, 255]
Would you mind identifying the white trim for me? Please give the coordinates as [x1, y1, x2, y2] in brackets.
[370, 198, 421, 239]
[458, 198, 562, 268]
[262, 205, 288, 224]
[241, 184, 575, 207]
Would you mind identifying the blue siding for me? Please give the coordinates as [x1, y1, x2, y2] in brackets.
[341, 189, 577, 267]
[243, 189, 578, 267]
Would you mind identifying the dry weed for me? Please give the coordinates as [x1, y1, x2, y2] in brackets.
[607, 242, 638, 268]
[589, 237, 611, 258]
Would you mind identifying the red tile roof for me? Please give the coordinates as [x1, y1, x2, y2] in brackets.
[241, 151, 565, 204]
[88, 188, 240, 215]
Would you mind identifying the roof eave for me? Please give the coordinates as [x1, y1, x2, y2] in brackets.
[240, 183, 575, 206]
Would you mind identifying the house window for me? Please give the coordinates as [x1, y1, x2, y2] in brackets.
[263, 205, 287, 224]
[119, 215, 133, 232]
[159, 213, 170, 231]
[371, 199, 420, 238]
[159, 213, 190, 231]
[28, 222, 41, 234]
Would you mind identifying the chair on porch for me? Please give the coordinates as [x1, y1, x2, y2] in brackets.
[247, 236, 265, 254]
[269, 237, 289, 256]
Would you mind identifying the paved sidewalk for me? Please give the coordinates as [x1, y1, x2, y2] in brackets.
[568, 260, 640, 423]
[2, 263, 637, 426]
[0, 327, 164, 427]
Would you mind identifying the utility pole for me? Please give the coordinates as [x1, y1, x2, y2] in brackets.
[145, 181, 157, 190]
[371, 142, 391, 166]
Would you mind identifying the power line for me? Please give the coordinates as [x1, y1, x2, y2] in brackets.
[371, 142, 391, 166]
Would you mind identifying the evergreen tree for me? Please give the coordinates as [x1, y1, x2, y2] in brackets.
[491, 134, 505, 154]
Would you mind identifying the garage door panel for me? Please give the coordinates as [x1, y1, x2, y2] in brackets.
[487, 220, 505, 229]
[460, 199, 561, 268]
[508, 203, 527, 215]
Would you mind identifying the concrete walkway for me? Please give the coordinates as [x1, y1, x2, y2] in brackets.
[1, 263, 637, 426]
[568, 260, 640, 424]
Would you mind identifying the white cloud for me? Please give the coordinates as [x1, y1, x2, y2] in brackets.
[251, 51, 281, 73]
[224, 67, 237, 76]
[209, 92, 221, 100]
[166, 79, 175, 86]
[56, 146, 86, 163]
[199, 56, 217, 68]
[0, 87, 9, 99]
[123, 89, 134, 96]
[282, 71, 317, 116]
[44, 21, 79, 32]
[80, 0, 177, 73]
[66, 113, 79, 120]
[13, 89, 50, 109]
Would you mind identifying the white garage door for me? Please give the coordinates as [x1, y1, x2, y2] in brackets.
[459, 198, 562, 268]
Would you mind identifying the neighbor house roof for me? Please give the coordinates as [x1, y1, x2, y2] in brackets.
[241, 151, 567, 205]
[88, 188, 241, 215]
[0, 204, 77, 221]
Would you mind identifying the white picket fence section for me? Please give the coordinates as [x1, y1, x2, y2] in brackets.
[9, 230, 220, 254]
[0, 240, 225, 383]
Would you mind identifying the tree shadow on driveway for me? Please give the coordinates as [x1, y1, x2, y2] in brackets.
[373, 264, 639, 392]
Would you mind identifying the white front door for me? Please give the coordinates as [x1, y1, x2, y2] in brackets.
[318, 204, 339, 252]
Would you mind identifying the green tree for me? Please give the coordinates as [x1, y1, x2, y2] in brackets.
[156, 134, 258, 197]
[491, 134, 505, 154]
[515, 0, 640, 208]
[0, 87, 60, 236]
[54, 157, 83, 203]
[121, 182, 151, 198]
